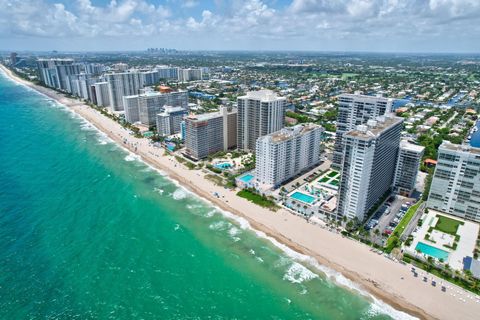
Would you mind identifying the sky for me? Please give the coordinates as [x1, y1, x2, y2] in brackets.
[0, 0, 480, 53]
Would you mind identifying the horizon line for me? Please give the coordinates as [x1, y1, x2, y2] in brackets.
[2, 49, 480, 56]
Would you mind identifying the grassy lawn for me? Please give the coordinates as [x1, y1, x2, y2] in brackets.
[327, 171, 339, 178]
[237, 189, 279, 211]
[320, 176, 330, 183]
[329, 179, 339, 186]
[386, 200, 423, 249]
[435, 216, 464, 235]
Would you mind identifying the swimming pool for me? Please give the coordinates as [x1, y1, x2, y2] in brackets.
[415, 242, 449, 261]
[214, 162, 232, 169]
[290, 192, 316, 204]
[239, 174, 254, 183]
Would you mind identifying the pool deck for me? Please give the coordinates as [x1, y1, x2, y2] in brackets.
[405, 210, 479, 270]
[289, 191, 316, 204]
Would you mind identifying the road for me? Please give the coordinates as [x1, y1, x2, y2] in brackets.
[439, 111, 458, 129]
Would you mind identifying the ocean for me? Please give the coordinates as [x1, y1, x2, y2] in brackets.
[0, 71, 409, 319]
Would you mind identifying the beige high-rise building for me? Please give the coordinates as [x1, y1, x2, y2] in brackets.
[185, 106, 237, 160]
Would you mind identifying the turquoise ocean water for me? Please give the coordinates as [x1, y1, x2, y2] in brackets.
[0, 71, 410, 320]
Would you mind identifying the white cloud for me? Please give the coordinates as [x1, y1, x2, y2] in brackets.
[181, 0, 199, 9]
[0, 0, 479, 52]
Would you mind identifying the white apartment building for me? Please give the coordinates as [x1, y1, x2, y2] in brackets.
[93, 82, 110, 107]
[337, 115, 403, 221]
[255, 124, 324, 189]
[156, 106, 188, 136]
[36, 59, 83, 91]
[157, 67, 179, 80]
[428, 142, 480, 222]
[106, 72, 143, 111]
[123, 91, 188, 126]
[237, 90, 286, 151]
[394, 140, 425, 196]
[333, 93, 392, 169]
[178, 68, 203, 82]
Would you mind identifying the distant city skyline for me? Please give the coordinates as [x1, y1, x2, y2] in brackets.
[1, 0, 480, 53]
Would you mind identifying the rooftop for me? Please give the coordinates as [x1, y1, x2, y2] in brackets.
[261, 123, 323, 143]
[400, 140, 425, 153]
[440, 141, 480, 155]
[158, 106, 187, 116]
[186, 111, 222, 122]
[339, 92, 392, 103]
[239, 90, 285, 102]
[345, 115, 403, 140]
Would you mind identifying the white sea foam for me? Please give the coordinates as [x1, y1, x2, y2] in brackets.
[283, 262, 318, 284]
[124, 153, 140, 162]
[208, 221, 228, 231]
[228, 226, 241, 236]
[96, 132, 112, 145]
[204, 210, 216, 218]
[153, 187, 164, 195]
[172, 188, 187, 200]
[228, 226, 241, 242]
[186, 204, 202, 210]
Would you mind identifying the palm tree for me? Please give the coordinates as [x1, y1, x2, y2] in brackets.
[470, 281, 479, 291]
[346, 220, 353, 231]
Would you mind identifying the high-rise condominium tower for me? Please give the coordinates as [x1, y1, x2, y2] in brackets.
[237, 90, 286, 151]
[428, 142, 480, 222]
[333, 93, 392, 169]
[337, 115, 403, 221]
[255, 124, 324, 188]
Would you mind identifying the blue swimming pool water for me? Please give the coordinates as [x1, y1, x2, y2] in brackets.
[214, 162, 232, 169]
[415, 242, 449, 261]
[239, 174, 254, 183]
[290, 192, 316, 204]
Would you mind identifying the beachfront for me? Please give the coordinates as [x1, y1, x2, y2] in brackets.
[2, 64, 480, 320]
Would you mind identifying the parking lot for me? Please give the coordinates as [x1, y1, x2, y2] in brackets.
[365, 195, 417, 246]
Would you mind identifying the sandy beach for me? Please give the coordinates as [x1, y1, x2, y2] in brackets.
[2, 64, 479, 320]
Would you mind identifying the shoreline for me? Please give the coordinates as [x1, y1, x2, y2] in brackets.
[2, 64, 479, 320]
